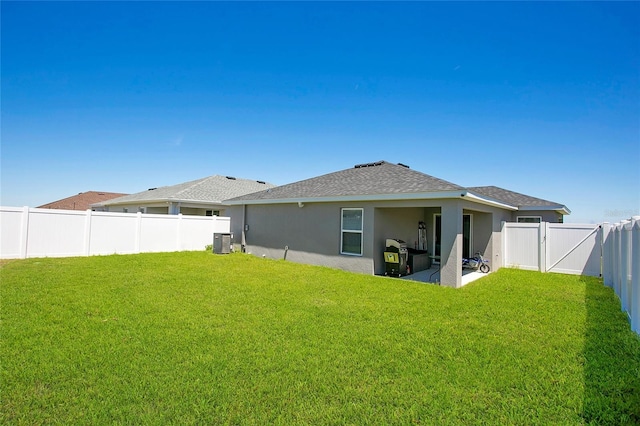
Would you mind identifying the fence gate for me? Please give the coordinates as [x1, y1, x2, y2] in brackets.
[502, 222, 602, 276]
[545, 223, 601, 276]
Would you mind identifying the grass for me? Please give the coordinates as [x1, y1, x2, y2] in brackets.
[1, 252, 639, 425]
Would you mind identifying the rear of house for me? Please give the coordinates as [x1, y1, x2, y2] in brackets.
[225, 161, 569, 288]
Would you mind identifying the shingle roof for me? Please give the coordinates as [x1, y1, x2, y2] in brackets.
[468, 186, 566, 209]
[225, 161, 569, 214]
[99, 175, 275, 206]
[38, 191, 128, 210]
[228, 161, 464, 202]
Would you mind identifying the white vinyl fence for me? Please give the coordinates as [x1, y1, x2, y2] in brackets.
[502, 221, 602, 276]
[0, 206, 230, 259]
[602, 217, 640, 334]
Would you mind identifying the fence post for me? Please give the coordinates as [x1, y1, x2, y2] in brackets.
[620, 220, 632, 316]
[540, 222, 548, 273]
[602, 222, 612, 286]
[84, 209, 92, 256]
[501, 221, 507, 268]
[19, 206, 30, 259]
[135, 212, 142, 253]
[176, 213, 183, 251]
[631, 217, 640, 333]
[613, 224, 621, 300]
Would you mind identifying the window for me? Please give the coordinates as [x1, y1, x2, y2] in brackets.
[517, 216, 542, 223]
[341, 208, 363, 255]
[206, 210, 220, 217]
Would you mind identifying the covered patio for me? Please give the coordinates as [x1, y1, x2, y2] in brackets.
[374, 200, 500, 288]
[399, 266, 490, 286]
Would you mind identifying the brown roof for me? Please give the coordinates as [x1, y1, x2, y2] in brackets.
[38, 191, 128, 211]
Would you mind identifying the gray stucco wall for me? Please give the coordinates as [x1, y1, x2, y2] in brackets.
[512, 210, 563, 223]
[229, 202, 376, 274]
[225, 198, 557, 286]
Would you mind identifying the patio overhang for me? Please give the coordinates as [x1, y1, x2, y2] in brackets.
[225, 190, 519, 211]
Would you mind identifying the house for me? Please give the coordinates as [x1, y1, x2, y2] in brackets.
[94, 175, 275, 216]
[224, 161, 569, 288]
[38, 191, 128, 211]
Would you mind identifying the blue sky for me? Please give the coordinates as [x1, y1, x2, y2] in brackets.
[2, 1, 638, 223]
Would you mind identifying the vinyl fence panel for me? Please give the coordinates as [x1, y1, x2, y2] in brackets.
[0, 207, 230, 259]
[0, 207, 27, 258]
[602, 217, 640, 334]
[89, 212, 140, 255]
[502, 222, 540, 271]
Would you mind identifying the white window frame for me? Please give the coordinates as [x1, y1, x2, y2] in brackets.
[517, 216, 542, 223]
[340, 208, 363, 256]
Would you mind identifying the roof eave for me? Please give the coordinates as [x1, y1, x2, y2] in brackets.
[95, 198, 224, 207]
[518, 205, 571, 215]
[463, 191, 518, 211]
[226, 190, 520, 209]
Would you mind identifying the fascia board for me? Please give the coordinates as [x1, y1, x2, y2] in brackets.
[101, 198, 223, 207]
[463, 191, 518, 211]
[225, 190, 520, 207]
[518, 205, 571, 215]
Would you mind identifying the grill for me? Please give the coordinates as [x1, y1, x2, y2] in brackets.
[384, 238, 408, 277]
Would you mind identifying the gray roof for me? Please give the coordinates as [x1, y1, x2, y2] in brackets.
[98, 175, 275, 206]
[225, 161, 569, 214]
[227, 161, 464, 202]
[468, 186, 568, 210]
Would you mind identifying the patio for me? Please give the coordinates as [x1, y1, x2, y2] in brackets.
[399, 266, 489, 286]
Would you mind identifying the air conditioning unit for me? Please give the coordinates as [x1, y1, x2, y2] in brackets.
[213, 233, 233, 254]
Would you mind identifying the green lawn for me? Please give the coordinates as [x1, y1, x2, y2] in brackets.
[1, 252, 639, 425]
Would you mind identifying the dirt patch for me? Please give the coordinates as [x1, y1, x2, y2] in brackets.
[0, 259, 17, 268]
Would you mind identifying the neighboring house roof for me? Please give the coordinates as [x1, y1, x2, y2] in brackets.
[38, 191, 128, 211]
[468, 186, 571, 215]
[96, 175, 275, 207]
[225, 161, 570, 214]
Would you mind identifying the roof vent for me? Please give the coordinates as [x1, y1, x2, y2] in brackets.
[148, 188, 157, 191]
[354, 161, 385, 169]
[397, 163, 410, 168]
[226, 176, 236, 180]
[257, 180, 266, 184]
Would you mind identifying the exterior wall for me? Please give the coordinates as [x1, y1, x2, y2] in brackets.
[147, 206, 169, 214]
[229, 198, 527, 287]
[104, 203, 167, 214]
[239, 202, 374, 274]
[512, 210, 563, 223]
[103, 203, 224, 216]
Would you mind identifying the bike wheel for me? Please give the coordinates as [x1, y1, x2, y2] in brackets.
[480, 263, 490, 273]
